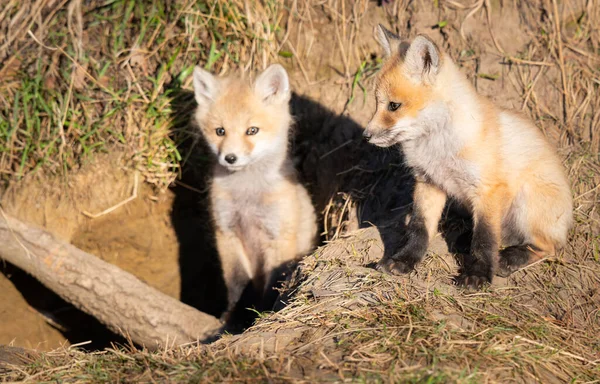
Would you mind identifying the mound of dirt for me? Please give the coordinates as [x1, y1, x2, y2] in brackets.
[0, 151, 228, 349]
[205, 223, 599, 382]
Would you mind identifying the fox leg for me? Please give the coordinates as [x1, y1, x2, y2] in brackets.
[215, 229, 253, 318]
[458, 185, 508, 288]
[497, 241, 553, 277]
[259, 232, 298, 311]
[497, 180, 568, 277]
[377, 180, 447, 275]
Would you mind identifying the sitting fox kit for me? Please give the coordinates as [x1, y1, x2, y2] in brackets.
[364, 26, 572, 287]
[193, 64, 317, 315]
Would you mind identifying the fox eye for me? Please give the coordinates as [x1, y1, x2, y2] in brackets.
[215, 127, 225, 136]
[388, 102, 402, 112]
[246, 126, 260, 135]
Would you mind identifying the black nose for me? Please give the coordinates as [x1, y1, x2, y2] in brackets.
[363, 130, 372, 140]
[224, 154, 237, 164]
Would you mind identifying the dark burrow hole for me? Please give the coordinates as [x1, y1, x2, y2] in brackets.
[4, 89, 425, 349]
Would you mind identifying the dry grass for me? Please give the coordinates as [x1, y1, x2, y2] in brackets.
[2, 230, 599, 382]
[1, 0, 600, 382]
[0, 0, 284, 190]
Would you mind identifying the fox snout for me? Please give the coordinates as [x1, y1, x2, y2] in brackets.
[363, 121, 377, 140]
[224, 153, 237, 164]
[363, 121, 399, 148]
[218, 151, 247, 170]
[363, 122, 384, 144]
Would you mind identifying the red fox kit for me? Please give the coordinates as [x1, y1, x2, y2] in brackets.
[193, 64, 317, 315]
[364, 25, 573, 287]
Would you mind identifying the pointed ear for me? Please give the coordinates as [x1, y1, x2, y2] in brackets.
[193, 66, 219, 105]
[375, 24, 402, 58]
[403, 35, 441, 84]
[254, 64, 290, 104]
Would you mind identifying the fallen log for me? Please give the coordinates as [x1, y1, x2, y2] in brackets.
[0, 211, 223, 350]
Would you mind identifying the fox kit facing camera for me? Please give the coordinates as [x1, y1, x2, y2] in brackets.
[364, 26, 572, 287]
[193, 64, 317, 316]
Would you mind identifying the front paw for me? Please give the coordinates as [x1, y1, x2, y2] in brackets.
[456, 272, 491, 289]
[376, 242, 427, 276]
[377, 221, 428, 276]
[457, 258, 494, 289]
[376, 257, 415, 275]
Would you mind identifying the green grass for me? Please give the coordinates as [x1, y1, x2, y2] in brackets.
[0, 0, 283, 190]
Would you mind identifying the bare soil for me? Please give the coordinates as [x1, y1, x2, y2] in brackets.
[0, 152, 227, 349]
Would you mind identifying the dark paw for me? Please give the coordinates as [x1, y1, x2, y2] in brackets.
[456, 273, 491, 289]
[377, 239, 426, 275]
[379, 227, 428, 276]
[496, 246, 532, 277]
[496, 257, 519, 278]
[376, 257, 414, 275]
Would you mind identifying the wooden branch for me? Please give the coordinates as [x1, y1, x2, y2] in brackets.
[0, 210, 223, 350]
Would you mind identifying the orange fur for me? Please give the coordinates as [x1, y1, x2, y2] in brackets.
[373, 63, 432, 127]
[366, 27, 572, 285]
[193, 64, 317, 316]
[412, 180, 447, 240]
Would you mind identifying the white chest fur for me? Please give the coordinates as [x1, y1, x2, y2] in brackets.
[211, 167, 285, 241]
[401, 106, 481, 201]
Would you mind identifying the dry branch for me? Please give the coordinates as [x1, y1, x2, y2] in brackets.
[0, 210, 223, 350]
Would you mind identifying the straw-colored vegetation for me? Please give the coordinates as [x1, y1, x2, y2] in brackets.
[0, 0, 283, 189]
[1, 0, 599, 382]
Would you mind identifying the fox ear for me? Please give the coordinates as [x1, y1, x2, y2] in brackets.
[375, 24, 402, 58]
[403, 35, 441, 84]
[193, 66, 219, 106]
[254, 64, 290, 104]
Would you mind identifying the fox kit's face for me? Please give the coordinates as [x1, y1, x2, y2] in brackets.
[365, 27, 441, 147]
[367, 62, 432, 146]
[193, 65, 291, 171]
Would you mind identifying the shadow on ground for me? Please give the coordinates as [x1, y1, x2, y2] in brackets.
[167, 86, 426, 331]
[0, 263, 127, 351]
[0, 88, 470, 349]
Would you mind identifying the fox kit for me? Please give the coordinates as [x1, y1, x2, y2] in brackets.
[364, 25, 573, 287]
[193, 64, 317, 316]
